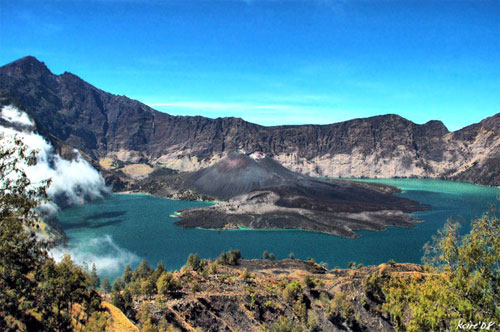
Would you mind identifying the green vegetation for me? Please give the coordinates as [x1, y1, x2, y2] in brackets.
[215, 249, 242, 266]
[259, 316, 304, 332]
[239, 268, 252, 281]
[283, 281, 303, 304]
[157, 272, 181, 296]
[0, 137, 102, 331]
[328, 292, 357, 328]
[303, 275, 316, 289]
[81, 211, 500, 331]
[263, 250, 269, 259]
[186, 253, 202, 271]
[100, 277, 111, 293]
[381, 213, 500, 332]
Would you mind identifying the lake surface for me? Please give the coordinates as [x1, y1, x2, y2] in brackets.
[55, 180, 499, 279]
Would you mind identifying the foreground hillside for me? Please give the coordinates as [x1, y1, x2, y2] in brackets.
[105, 255, 425, 332]
[1, 56, 499, 186]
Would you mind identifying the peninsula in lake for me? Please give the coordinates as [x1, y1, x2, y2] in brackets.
[1, 56, 499, 237]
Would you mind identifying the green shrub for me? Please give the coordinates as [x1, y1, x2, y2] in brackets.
[383, 214, 500, 332]
[328, 292, 356, 328]
[259, 316, 304, 332]
[157, 272, 181, 296]
[186, 253, 202, 271]
[283, 281, 303, 304]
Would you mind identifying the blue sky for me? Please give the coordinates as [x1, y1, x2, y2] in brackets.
[0, 0, 498, 130]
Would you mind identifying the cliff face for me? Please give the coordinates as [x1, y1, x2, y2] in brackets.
[1, 56, 499, 186]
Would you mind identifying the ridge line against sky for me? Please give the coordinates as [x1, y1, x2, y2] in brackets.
[1, 0, 499, 130]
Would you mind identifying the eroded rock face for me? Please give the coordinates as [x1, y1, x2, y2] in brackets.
[1, 56, 499, 186]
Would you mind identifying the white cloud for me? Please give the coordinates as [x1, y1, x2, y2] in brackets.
[149, 101, 293, 112]
[1, 105, 34, 126]
[147, 100, 360, 126]
[50, 235, 140, 276]
[0, 105, 109, 215]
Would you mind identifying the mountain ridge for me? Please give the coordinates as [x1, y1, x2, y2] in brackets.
[1, 56, 499, 186]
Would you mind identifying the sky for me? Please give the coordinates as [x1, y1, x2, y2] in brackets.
[0, 0, 499, 130]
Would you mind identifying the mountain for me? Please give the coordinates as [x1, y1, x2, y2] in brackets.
[1, 56, 499, 186]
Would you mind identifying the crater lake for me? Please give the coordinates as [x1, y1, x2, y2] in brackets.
[54, 179, 500, 279]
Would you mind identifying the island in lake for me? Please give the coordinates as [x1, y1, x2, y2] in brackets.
[133, 152, 426, 238]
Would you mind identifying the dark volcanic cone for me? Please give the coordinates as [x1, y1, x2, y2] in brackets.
[182, 152, 424, 213]
[173, 152, 428, 238]
[182, 152, 307, 200]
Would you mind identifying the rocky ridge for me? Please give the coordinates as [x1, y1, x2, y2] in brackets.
[1, 56, 499, 187]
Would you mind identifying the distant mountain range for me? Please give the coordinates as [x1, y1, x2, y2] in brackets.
[1, 56, 499, 187]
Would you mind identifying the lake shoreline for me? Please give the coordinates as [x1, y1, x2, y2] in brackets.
[55, 179, 499, 279]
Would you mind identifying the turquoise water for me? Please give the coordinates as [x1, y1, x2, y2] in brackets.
[55, 180, 499, 279]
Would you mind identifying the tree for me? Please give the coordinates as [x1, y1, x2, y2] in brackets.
[240, 268, 251, 281]
[123, 264, 133, 284]
[227, 249, 241, 265]
[0, 137, 48, 329]
[151, 261, 166, 282]
[89, 263, 100, 289]
[157, 272, 181, 297]
[0, 136, 102, 331]
[383, 213, 500, 331]
[133, 260, 153, 281]
[141, 317, 157, 332]
[186, 253, 201, 271]
[111, 290, 125, 312]
[328, 292, 356, 328]
[84, 311, 109, 332]
[141, 276, 157, 298]
[283, 280, 303, 304]
[113, 277, 125, 292]
[112, 288, 134, 319]
[303, 276, 315, 289]
[214, 249, 242, 266]
[101, 277, 111, 293]
[138, 302, 156, 331]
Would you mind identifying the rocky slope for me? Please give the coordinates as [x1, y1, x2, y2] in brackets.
[107, 255, 427, 332]
[1, 56, 499, 187]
